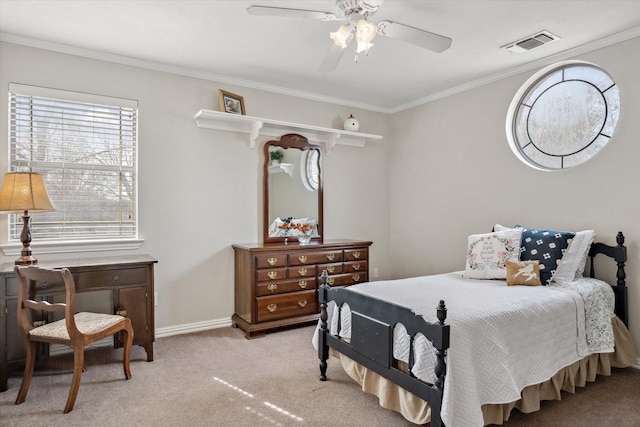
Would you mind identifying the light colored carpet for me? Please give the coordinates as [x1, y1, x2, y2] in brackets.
[1, 325, 639, 426]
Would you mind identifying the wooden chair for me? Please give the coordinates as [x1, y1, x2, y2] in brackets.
[14, 265, 133, 413]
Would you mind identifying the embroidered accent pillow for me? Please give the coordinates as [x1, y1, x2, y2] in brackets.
[519, 227, 575, 285]
[506, 260, 542, 286]
[464, 229, 522, 279]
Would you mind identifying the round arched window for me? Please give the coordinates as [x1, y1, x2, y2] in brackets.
[301, 149, 320, 191]
[506, 61, 620, 171]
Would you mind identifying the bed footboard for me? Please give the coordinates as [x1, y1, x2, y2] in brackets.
[318, 271, 450, 427]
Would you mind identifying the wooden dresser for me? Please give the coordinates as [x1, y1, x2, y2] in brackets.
[232, 239, 372, 338]
[0, 255, 157, 392]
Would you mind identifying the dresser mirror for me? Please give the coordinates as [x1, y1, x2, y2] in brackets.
[263, 134, 323, 243]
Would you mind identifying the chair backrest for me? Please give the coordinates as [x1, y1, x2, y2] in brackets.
[15, 266, 78, 337]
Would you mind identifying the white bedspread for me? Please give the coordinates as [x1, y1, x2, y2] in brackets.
[312, 272, 615, 427]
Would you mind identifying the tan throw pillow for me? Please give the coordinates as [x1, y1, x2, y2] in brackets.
[506, 260, 542, 286]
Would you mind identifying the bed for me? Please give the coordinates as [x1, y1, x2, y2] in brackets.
[314, 229, 636, 426]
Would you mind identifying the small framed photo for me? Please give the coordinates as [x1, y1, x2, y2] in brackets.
[218, 89, 246, 115]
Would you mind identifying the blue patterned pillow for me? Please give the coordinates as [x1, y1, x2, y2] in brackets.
[519, 227, 575, 285]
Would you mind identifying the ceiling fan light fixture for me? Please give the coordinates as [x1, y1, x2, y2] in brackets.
[330, 25, 352, 48]
[355, 18, 376, 55]
[355, 18, 376, 43]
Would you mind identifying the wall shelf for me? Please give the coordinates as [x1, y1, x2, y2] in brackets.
[194, 109, 382, 154]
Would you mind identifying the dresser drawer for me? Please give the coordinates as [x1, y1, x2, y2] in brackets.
[321, 272, 368, 287]
[288, 250, 343, 266]
[317, 262, 343, 275]
[257, 290, 316, 322]
[256, 267, 287, 282]
[74, 267, 148, 291]
[344, 260, 367, 273]
[289, 265, 315, 278]
[344, 248, 367, 262]
[255, 253, 287, 269]
[256, 277, 315, 296]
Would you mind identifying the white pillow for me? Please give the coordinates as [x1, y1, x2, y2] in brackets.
[551, 230, 595, 283]
[464, 229, 523, 280]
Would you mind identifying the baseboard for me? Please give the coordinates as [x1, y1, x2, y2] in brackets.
[49, 317, 233, 356]
[155, 317, 232, 339]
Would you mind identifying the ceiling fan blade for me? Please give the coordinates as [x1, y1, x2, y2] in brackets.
[377, 20, 452, 53]
[318, 36, 352, 73]
[247, 5, 338, 21]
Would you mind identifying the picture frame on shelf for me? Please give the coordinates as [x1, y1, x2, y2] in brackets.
[218, 89, 246, 115]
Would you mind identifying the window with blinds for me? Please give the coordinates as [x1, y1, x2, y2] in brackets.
[8, 83, 138, 242]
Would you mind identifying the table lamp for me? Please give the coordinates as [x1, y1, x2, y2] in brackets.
[0, 172, 55, 265]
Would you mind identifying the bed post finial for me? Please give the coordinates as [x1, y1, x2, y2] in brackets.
[318, 270, 330, 381]
[437, 300, 447, 325]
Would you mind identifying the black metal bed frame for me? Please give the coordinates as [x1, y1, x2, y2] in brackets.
[317, 232, 627, 427]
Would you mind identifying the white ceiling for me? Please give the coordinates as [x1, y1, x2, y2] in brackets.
[1, 0, 640, 112]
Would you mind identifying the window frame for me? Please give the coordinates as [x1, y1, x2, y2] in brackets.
[505, 60, 620, 171]
[2, 83, 142, 256]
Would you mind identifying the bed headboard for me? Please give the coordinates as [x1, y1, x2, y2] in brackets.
[588, 231, 627, 326]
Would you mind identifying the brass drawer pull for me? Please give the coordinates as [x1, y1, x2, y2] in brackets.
[267, 283, 278, 293]
[326, 253, 335, 261]
[352, 274, 361, 282]
[267, 271, 278, 280]
[298, 299, 307, 308]
[298, 280, 307, 289]
[352, 264, 360, 271]
[116, 310, 128, 317]
[328, 277, 335, 285]
[112, 275, 120, 282]
[298, 255, 308, 264]
[267, 303, 277, 312]
[297, 268, 307, 276]
[267, 257, 278, 266]
[352, 251, 361, 259]
[326, 265, 335, 273]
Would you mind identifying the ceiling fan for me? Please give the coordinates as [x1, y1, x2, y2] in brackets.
[247, 0, 452, 72]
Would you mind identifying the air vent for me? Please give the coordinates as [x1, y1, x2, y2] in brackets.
[503, 31, 559, 53]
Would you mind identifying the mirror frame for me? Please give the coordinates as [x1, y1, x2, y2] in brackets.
[263, 133, 323, 243]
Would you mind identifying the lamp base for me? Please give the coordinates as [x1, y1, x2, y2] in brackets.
[15, 211, 38, 265]
[15, 256, 38, 266]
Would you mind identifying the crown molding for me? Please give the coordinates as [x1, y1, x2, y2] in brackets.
[389, 26, 640, 113]
[2, 26, 639, 115]
[0, 32, 388, 113]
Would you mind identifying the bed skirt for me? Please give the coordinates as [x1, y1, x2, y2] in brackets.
[334, 316, 637, 426]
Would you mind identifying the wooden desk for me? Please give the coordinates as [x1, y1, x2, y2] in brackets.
[0, 254, 157, 392]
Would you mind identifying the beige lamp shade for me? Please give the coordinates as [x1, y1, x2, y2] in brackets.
[0, 172, 55, 213]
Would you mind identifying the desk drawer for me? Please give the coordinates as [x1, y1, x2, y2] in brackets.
[74, 267, 148, 291]
[4, 276, 19, 296]
[256, 290, 316, 322]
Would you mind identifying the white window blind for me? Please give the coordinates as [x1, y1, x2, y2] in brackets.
[8, 83, 138, 242]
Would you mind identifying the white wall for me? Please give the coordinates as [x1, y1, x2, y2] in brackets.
[0, 42, 391, 333]
[390, 36, 640, 353]
[2, 36, 638, 354]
